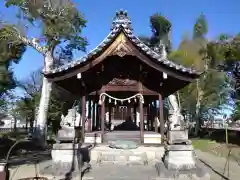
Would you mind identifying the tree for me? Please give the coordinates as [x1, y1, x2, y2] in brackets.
[205, 34, 240, 120]
[0, 27, 26, 97]
[16, 68, 72, 135]
[169, 14, 230, 135]
[2, 0, 88, 144]
[16, 69, 66, 133]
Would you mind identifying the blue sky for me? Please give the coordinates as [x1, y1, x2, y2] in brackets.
[0, 0, 238, 117]
[1, 0, 239, 80]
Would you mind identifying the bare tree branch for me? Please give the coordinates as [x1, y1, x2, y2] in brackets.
[11, 26, 47, 54]
[0, 20, 47, 55]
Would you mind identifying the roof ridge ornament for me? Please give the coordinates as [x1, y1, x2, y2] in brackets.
[153, 40, 167, 59]
[111, 9, 133, 31]
[161, 43, 167, 59]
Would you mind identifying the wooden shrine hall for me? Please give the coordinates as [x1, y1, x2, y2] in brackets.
[44, 10, 200, 144]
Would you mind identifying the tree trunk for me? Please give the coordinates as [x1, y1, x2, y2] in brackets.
[13, 116, 17, 132]
[36, 51, 53, 146]
[194, 79, 203, 136]
[194, 56, 208, 136]
[25, 117, 28, 132]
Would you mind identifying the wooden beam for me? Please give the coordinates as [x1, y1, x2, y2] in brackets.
[52, 83, 78, 100]
[159, 94, 165, 144]
[81, 95, 86, 142]
[104, 85, 158, 94]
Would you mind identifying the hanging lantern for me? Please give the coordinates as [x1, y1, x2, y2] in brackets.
[134, 98, 137, 102]
[109, 98, 111, 103]
[128, 99, 131, 103]
[115, 100, 117, 105]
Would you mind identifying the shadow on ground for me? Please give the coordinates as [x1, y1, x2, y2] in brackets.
[0, 136, 52, 168]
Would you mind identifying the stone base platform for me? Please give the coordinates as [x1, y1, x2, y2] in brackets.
[155, 160, 210, 180]
[163, 144, 196, 170]
[39, 160, 91, 179]
[90, 145, 165, 165]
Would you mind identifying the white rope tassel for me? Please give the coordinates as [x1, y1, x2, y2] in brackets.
[98, 93, 144, 105]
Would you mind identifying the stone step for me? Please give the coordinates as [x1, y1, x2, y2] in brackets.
[96, 151, 148, 165]
[90, 146, 164, 163]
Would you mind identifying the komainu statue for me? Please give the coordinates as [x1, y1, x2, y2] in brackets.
[167, 94, 185, 130]
[57, 107, 81, 142]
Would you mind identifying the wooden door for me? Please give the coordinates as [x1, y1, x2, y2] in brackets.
[112, 105, 128, 121]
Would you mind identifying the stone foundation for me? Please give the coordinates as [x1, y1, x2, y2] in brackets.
[51, 143, 81, 163]
[163, 144, 196, 170]
[40, 143, 93, 178]
[155, 160, 210, 180]
[90, 145, 164, 164]
[168, 130, 189, 145]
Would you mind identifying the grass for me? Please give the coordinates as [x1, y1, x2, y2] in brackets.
[191, 138, 240, 162]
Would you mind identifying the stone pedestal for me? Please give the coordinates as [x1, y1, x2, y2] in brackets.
[163, 130, 196, 171]
[155, 160, 210, 180]
[51, 143, 81, 163]
[163, 144, 196, 170]
[39, 143, 92, 178]
[57, 126, 82, 142]
[168, 130, 190, 145]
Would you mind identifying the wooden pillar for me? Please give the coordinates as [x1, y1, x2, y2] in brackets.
[139, 99, 144, 143]
[108, 105, 112, 130]
[150, 103, 154, 131]
[81, 95, 86, 142]
[147, 103, 150, 131]
[88, 100, 92, 132]
[133, 105, 137, 124]
[154, 100, 158, 133]
[92, 101, 96, 131]
[127, 104, 131, 119]
[96, 104, 100, 130]
[101, 101, 105, 143]
[159, 94, 164, 144]
[130, 107, 134, 123]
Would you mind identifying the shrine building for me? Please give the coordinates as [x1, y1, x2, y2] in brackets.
[44, 10, 200, 145]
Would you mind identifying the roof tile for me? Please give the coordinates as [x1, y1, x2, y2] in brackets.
[46, 10, 200, 76]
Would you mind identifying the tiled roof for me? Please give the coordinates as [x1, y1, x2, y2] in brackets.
[45, 10, 200, 75]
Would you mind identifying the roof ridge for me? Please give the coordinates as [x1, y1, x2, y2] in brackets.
[46, 10, 200, 76]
